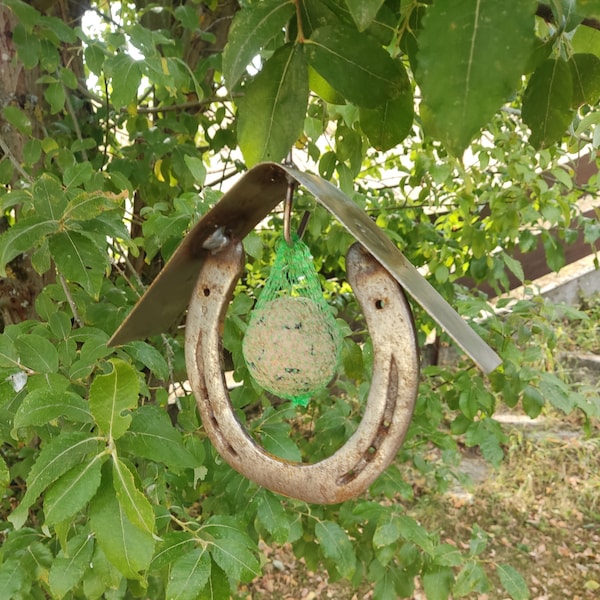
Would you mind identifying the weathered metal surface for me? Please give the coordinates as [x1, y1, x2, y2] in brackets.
[109, 162, 501, 374]
[108, 163, 288, 346]
[185, 241, 419, 504]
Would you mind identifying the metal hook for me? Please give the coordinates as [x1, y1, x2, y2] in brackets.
[283, 177, 296, 246]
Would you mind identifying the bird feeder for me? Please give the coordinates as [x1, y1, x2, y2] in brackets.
[109, 163, 501, 504]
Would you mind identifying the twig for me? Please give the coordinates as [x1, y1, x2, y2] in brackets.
[0, 135, 32, 182]
[59, 274, 84, 328]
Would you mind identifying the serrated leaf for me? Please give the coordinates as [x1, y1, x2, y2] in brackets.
[89, 467, 154, 579]
[453, 561, 488, 596]
[117, 405, 197, 471]
[112, 457, 155, 536]
[49, 531, 94, 598]
[238, 43, 308, 166]
[14, 334, 58, 374]
[305, 25, 405, 108]
[202, 516, 260, 583]
[198, 563, 230, 600]
[104, 53, 142, 110]
[260, 422, 302, 462]
[9, 431, 102, 529]
[396, 515, 434, 554]
[502, 252, 525, 284]
[569, 53, 600, 107]
[2, 105, 32, 135]
[49, 231, 109, 298]
[44, 456, 104, 526]
[423, 566, 454, 600]
[151, 532, 196, 571]
[417, 0, 536, 155]
[13, 389, 91, 432]
[345, 0, 385, 31]
[497, 564, 529, 600]
[166, 547, 211, 600]
[45, 82, 66, 114]
[256, 492, 290, 544]
[523, 58, 574, 148]
[222, 0, 295, 87]
[0, 217, 59, 273]
[360, 86, 414, 151]
[315, 520, 356, 579]
[126, 340, 170, 380]
[89, 359, 139, 441]
[373, 518, 402, 548]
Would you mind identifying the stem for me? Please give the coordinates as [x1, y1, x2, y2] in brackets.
[0, 135, 32, 182]
[294, 0, 305, 42]
[59, 274, 84, 328]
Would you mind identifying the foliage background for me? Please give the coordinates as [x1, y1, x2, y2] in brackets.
[0, 0, 599, 598]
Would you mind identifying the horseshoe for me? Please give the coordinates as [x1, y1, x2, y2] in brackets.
[108, 163, 501, 503]
[185, 240, 419, 504]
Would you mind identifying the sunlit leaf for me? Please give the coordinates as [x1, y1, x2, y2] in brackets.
[497, 564, 530, 600]
[222, 0, 295, 87]
[88, 359, 139, 441]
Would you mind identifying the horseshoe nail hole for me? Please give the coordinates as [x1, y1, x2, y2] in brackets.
[203, 288, 211, 297]
[375, 299, 385, 309]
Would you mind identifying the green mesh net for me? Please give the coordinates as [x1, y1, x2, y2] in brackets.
[242, 236, 342, 407]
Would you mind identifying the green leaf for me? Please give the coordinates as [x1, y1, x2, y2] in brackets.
[105, 53, 142, 110]
[117, 405, 197, 471]
[523, 58, 573, 149]
[305, 25, 405, 108]
[13, 389, 91, 432]
[314, 520, 356, 579]
[260, 422, 302, 462]
[166, 547, 211, 600]
[577, 0, 600, 19]
[502, 252, 525, 283]
[0, 217, 59, 273]
[417, 0, 536, 155]
[373, 518, 402, 548]
[0, 558, 25, 599]
[49, 231, 109, 298]
[423, 566, 454, 600]
[396, 515, 434, 554]
[14, 334, 58, 374]
[151, 532, 196, 571]
[33, 173, 67, 220]
[125, 340, 170, 380]
[184, 155, 207, 185]
[238, 43, 308, 166]
[202, 516, 260, 583]
[63, 161, 94, 189]
[496, 564, 530, 600]
[9, 431, 102, 529]
[569, 53, 600, 107]
[2, 105, 32, 136]
[89, 359, 139, 441]
[49, 531, 94, 598]
[256, 491, 291, 544]
[345, 0, 385, 31]
[44, 456, 104, 526]
[89, 466, 154, 579]
[541, 229, 565, 272]
[453, 562, 489, 596]
[360, 90, 414, 151]
[222, 0, 295, 87]
[45, 82, 66, 114]
[0, 455, 9, 490]
[112, 457, 155, 536]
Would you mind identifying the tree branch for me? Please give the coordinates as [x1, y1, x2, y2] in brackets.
[537, 2, 600, 31]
